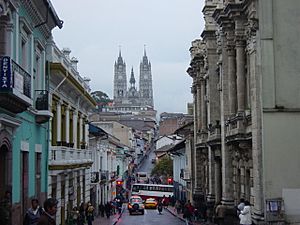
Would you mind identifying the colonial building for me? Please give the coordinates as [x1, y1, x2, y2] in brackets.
[0, 0, 62, 224]
[187, 0, 300, 224]
[46, 43, 96, 225]
[110, 49, 154, 113]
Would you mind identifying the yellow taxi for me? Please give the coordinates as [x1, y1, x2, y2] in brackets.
[144, 198, 158, 209]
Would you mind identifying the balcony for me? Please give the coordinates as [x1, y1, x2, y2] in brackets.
[207, 121, 221, 146]
[225, 112, 252, 143]
[100, 170, 109, 184]
[182, 169, 191, 181]
[49, 146, 93, 170]
[0, 56, 32, 113]
[91, 171, 99, 183]
[35, 90, 51, 124]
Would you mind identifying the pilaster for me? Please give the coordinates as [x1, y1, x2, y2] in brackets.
[65, 105, 70, 144]
[221, 145, 234, 206]
[207, 146, 215, 203]
[72, 110, 78, 148]
[56, 100, 62, 143]
[214, 151, 222, 203]
[79, 115, 83, 145]
[235, 17, 246, 113]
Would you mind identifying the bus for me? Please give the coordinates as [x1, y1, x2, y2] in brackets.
[131, 183, 174, 201]
[136, 172, 148, 183]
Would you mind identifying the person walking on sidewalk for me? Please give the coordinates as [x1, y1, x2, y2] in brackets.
[98, 203, 105, 217]
[86, 202, 94, 225]
[37, 198, 58, 225]
[174, 200, 181, 215]
[23, 198, 43, 225]
[214, 202, 225, 225]
[236, 198, 245, 217]
[105, 202, 111, 218]
[183, 200, 193, 225]
[238, 201, 252, 225]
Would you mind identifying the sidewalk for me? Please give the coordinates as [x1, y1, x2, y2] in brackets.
[165, 206, 216, 225]
[92, 212, 122, 225]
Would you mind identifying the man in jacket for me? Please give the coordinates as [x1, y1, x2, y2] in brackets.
[23, 198, 43, 225]
[37, 198, 58, 225]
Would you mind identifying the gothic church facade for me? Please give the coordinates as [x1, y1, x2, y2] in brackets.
[113, 50, 154, 110]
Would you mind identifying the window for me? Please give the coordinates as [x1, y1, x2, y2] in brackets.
[20, 17, 32, 72]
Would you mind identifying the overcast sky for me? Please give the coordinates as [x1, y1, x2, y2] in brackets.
[51, 0, 205, 115]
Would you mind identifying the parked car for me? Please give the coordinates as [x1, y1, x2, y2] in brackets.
[128, 195, 145, 215]
[144, 198, 158, 209]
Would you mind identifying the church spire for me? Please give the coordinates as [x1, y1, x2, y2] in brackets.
[142, 45, 148, 64]
[144, 44, 147, 57]
[130, 67, 136, 88]
[117, 46, 124, 64]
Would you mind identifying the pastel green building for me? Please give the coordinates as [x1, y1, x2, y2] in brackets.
[0, 0, 62, 224]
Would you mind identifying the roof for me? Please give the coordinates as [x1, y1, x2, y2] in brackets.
[174, 121, 194, 136]
[46, 0, 63, 28]
[88, 123, 108, 137]
[154, 144, 174, 153]
[168, 139, 186, 155]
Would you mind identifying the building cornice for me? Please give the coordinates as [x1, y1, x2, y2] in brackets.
[50, 63, 97, 108]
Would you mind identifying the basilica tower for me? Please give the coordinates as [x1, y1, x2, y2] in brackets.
[139, 48, 154, 107]
[113, 50, 127, 106]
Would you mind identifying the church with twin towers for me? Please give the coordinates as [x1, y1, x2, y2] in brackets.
[113, 48, 154, 111]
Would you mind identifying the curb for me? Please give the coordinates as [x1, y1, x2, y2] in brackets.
[165, 207, 193, 225]
[112, 207, 124, 225]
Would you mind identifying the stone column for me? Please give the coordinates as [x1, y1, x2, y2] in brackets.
[196, 81, 202, 131]
[207, 147, 215, 203]
[214, 155, 222, 203]
[72, 110, 78, 148]
[236, 38, 246, 113]
[200, 78, 207, 131]
[56, 101, 62, 144]
[227, 44, 237, 116]
[85, 121, 89, 146]
[65, 105, 70, 144]
[191, 84, 198, 141]
[79, 115, 83, 146]
[221, 145, 234, 206]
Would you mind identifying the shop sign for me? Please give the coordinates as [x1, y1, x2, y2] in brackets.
[0, 56, 12, 90]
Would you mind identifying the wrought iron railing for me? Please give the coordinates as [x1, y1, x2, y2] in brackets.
[35, 90, 49, 110]
[11, 59, 31, 98]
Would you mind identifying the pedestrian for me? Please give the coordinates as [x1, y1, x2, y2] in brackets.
[79, 203, 85, 223]
[237, 198, 245, 216]
[0, 190, 12, 225]
[86, 202, 94, 225]
[23, 198, 43, 225]
[37, 198, 58, 225]
[238, 201, 252, 225]
[175, 200, 181, 214]
[105, 202, 111, 218]
[99, 202, 105, 217]
[157, 200, 163, 214]
[214, 202, 225, 225]
[162, 195, 168, 208]
[183, 200, 193, 225]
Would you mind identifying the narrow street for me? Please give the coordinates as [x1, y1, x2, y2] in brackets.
[138, 147, 156, 173]
[116, 208, 185, 225]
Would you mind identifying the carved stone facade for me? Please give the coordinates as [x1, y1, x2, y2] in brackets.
[113, 49, 154, 109]
[187, 0, 300, 224]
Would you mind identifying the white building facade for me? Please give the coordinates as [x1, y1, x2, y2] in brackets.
[47, 42, 96, 225]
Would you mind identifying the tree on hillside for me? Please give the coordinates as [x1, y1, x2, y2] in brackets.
[91, 90, 113, 111]
[151, 155, 173, 177]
